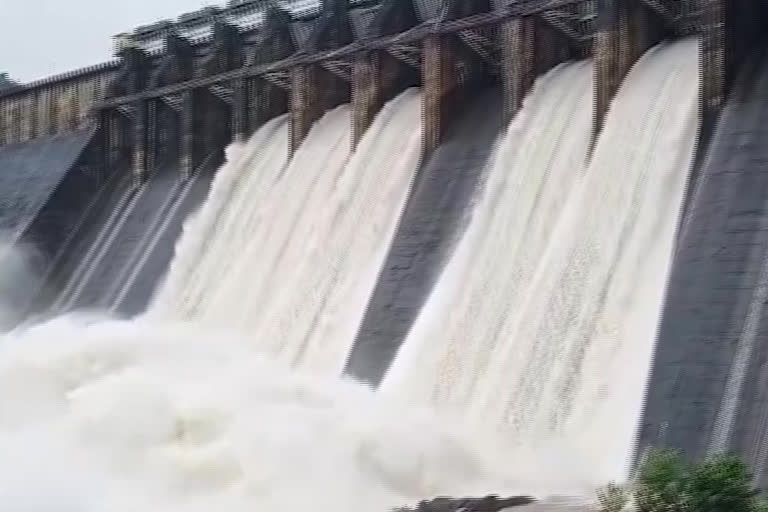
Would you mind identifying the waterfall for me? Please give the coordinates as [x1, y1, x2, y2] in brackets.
[382, 38, 700, 489]
[0, 35, 704, 510]
[152, 89, 423, 375]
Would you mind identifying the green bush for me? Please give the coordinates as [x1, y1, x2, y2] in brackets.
[597, 481, 629, 512]
[597, 449, 768, 512]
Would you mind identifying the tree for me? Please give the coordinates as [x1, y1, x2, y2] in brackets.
[597, 449, 768, 512]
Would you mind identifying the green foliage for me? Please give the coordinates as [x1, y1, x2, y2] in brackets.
[597, 449, 768, 512]
[634, 449, 689, 512]
[686, 454, 759, 512]
[597, 481, 629, 512]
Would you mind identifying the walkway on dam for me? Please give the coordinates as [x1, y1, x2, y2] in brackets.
[638, 47, 768, 486]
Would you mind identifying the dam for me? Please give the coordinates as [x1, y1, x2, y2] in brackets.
[1, 0, 768, 509]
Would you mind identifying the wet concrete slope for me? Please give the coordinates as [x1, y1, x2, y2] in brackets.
[49, 154, 218, 317]
[31, 168, 135, 316]
[345, 88, 503, 386]
[107, 156, 218, 316]
[0, 128, 94, 239]
[637, 50, 768, 484]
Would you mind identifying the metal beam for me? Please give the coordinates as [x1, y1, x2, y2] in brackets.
[386, 44, 422, 68]
[94, 0, 588, 110]
[458, 29, 500, 66]
[638, 0, 677, 25]
[540, 10, 592, 41]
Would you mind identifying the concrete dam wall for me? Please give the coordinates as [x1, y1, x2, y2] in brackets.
[2, 0, 768, 493]
[637, 47, 768, 484]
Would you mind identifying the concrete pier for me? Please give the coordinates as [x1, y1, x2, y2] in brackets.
[422, 34, 458, 159]
[132, 99, 150, 184]
[289, 64, 322, 154]
[351, 51, 383, 148]
[594, 0, 662, 140]
[180, 90, 197, 179]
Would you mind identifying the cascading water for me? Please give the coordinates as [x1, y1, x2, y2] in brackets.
[0, 317, 522, 512]
[152, 89, 423, 375]
[382, 59, 595, 406]
[0, 36, 703, 511]
[0, 90, 521, 512]
[382, 38, 700, 491]
[150, 115, 291, 317]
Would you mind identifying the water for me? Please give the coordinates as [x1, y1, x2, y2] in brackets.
[0, 90, 505, 512]
[0, 39, 701, 510]
[382, 37, 700, 490]
[0, 316, 522, 512]
[153, 89, 423, 375]
[150, 115, 291, 317]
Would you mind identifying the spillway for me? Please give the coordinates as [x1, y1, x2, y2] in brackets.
[45, 155, 218, 317]
[346, 88, 504, 385]
[381, 38, 700, 490]
[0, 87, 535, 512]
[152, 89, 423, 376]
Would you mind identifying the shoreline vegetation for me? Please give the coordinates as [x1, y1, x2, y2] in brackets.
[598, 449, 768, 512]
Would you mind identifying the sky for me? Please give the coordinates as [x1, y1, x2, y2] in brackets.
[0, 0, 218, 83]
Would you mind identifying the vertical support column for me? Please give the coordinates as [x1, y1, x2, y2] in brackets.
[352, 51, 382, 149]
[594, 0, 658, 142]
[594, 0, 629, 141]
[10, 102, 21, 145]
[232, 78, 248, 143]
[132, 99, 157, 185]
[29, 89, 39, 140]
[202, 90, 231, 156]
[700, 0, 726, 137]
[132, 101, 146, 185]
[422, 34, 458, 159]
[147, 100, 158, 175]
[48, 84, 60, 137]
[500, 17, 536, 125]
[103, 109, 126, 172]
[248, 78, 283, 136]
[290, 64, 322, 156]
[180, 90, 197, 180]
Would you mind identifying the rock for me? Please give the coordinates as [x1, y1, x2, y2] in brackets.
[394, 494, 536, 512]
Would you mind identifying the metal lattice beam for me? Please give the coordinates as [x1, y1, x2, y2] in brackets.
[161, 94, 184, 111]
[116, 105, 136, 119]
[459, 29, 500, 66]
[262, 71, 292, 88]
[639, 0, 677, 24]
[540, 9, 592, 41]
[386, 43, 422, 68]
[95, 0, 614, 110]
[209, 84, 234, 103]
[321, 59, 353, 80]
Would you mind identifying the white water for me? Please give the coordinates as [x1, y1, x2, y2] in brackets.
[150, 114, 291, 317]
[152, 89, 422, 375]
[0, 38, 703, 511]
[0, 237, 41, 329]
[0, 90, 521, 512]
[383, 38, 700, 491]
[0, 316, 526, 512]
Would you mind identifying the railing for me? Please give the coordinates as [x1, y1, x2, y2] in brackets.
[0, 65, 117, 146]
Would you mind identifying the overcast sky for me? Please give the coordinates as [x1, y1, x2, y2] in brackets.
[0, 0, 219, 83]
